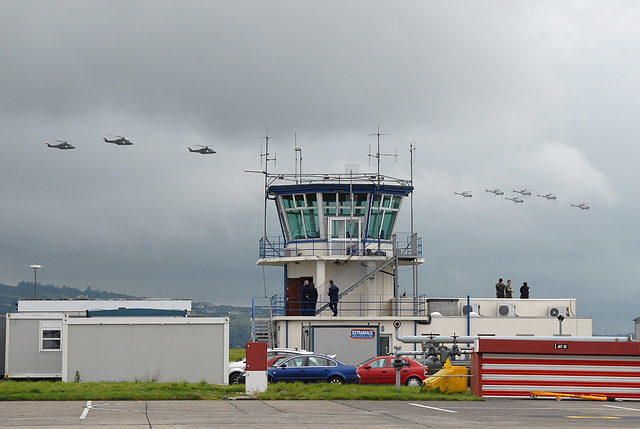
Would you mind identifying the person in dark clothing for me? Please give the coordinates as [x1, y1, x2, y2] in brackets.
[300, 280, 309, 316]
[495, 278, 506, 298]
[520, 281, 530, 299]
[306, 282, 318, 316]
[328, 280, 339, 316]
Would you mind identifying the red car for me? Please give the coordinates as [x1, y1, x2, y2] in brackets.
[358, 356, 427, 386]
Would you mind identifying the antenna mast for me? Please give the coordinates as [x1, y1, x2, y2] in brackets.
[294, 133, 302, 184]
[368, 123, 397, 185]
[259, 126, 276, 244]
[409, 141, 419, 314]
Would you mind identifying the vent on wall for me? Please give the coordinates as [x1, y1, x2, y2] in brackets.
[548, 306, 569, 317]
[461, 304, 480, 316]
[497, 303, 515, 317]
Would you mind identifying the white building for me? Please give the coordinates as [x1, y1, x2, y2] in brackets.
[1, 299, 229, 383]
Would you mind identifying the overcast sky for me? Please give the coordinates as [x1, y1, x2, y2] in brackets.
[2, 1, 638, 335]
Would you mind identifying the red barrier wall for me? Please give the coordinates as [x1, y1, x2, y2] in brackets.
[471, 338, 640, 399]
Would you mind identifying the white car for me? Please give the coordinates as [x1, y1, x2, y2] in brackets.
[228, 348, 317, 384]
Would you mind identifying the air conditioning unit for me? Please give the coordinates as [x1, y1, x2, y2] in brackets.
[497, 303, 515, 317]
[548, 306, 569, 317]
[461, 303, 480, 316]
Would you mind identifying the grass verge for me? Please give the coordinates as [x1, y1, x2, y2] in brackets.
[0, 380, 479, 401]
[0, 380, 245, 401]
[256, 382, 479, 401]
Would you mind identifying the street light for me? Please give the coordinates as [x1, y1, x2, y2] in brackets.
[29, 264, 42, 299]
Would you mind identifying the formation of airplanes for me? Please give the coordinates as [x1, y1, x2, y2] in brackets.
[45, 136, 216, 155]
[456, 188, 591, 210]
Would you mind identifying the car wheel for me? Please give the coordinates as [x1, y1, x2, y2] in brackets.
[267, 375, 275, 383]
[327, 376, 344, 384]
[405, 376, 422, 387]
[229, 372, 240, 384]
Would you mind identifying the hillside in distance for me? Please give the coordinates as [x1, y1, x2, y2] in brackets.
[0, 282, 257, 348]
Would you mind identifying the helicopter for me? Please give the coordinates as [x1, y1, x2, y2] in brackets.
[571, 202, 590, 210]
[46, 140, 75, 150]
[103, 135, 133, 145]
[538, 192, 557, 200]
[454, 191, 472, 198]
[485, 188, 504, 196]
[505, 196, 524, 204]
[513, 189, 532, 197]
[188, 145, 216, 154]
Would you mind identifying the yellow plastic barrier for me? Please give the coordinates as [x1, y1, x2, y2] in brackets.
[421, 359, 468, 393]
[530, 391, 612, 401]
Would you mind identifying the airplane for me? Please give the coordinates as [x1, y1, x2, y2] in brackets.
[538, 192, 557, 200]
[506, 196, 524, 204]
[513, 189, 532, 197]
[571, 203, 590, 210]
[103, 135, 133, 145]
[486, 188, 504, 196]
[188, 145, 216, 154]
[454, 191, 472, 198]
[46, 140, 75, 150]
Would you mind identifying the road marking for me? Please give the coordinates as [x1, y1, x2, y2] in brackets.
[409, 403, 457, 413]
[567, 416, 619, 419]
[80, 401, 92, 419]
[604, 404, 640, 412]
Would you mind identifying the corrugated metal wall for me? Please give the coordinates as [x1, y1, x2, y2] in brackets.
[471, 339, 640, 399]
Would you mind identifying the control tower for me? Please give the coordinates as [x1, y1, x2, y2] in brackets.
[258, 171, 424, 318]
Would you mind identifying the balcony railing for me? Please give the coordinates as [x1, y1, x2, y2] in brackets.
[252, 294, 427, 318]
[259, 232, 422, 259]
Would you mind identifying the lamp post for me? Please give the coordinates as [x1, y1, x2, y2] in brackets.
[29, 264, 42, 299]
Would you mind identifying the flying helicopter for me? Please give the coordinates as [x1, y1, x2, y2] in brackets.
[513, 189, 532, 197]
[505, 196, 524, 204]
[571, 202, 590, 210]
[485, 188, 504, 196]
[538, 192, 557, 200]
[454, 191, 472, 198]
[46, 140, 75, 150]
[188, 145, 216, 154]
[103, 135, 133, 145]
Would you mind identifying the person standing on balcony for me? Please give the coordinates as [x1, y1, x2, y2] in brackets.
[307, 282, 318, 316]
[328, 280, 339, 316]
[300, 280, 309, 316]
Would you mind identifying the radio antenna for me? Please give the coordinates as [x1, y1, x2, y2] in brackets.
[368, 123, 396, 183]
[294, 133, 302, 184]
[257, 126, 277, 246]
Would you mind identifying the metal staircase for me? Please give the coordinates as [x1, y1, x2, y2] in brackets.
[314, 256, 398, 313]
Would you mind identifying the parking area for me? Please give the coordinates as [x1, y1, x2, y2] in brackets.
[1, 398, 640, 428]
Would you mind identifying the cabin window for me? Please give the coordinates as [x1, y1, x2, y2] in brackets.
[367, 194, 402, 239]
[40, 321, 62, 351]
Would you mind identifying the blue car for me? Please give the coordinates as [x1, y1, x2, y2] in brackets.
[267, 354, 360, 384]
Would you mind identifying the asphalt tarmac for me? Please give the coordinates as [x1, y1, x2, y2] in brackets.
[2, 398, 640, 428]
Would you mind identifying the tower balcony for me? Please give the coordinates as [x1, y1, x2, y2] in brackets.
[258, 232, 422, 262]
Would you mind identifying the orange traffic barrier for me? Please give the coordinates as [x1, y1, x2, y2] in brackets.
[530, 391, 613, 401]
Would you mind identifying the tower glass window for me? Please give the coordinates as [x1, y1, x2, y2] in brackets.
[367, 194, 401, 239]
